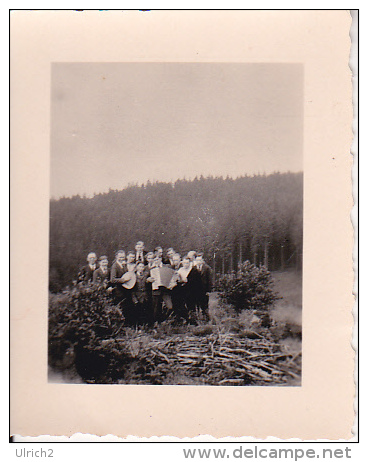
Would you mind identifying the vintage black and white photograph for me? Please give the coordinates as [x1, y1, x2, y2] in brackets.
[48, 62, 303, 386]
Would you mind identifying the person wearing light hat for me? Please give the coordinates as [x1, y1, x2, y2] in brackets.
[77, 252, 98, 285]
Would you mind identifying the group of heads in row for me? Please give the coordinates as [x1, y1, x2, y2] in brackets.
[84, 241, 206, 273]
[78, 241, 212, 325]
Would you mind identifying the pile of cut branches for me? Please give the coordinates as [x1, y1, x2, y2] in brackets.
[97, 326, 301, 385]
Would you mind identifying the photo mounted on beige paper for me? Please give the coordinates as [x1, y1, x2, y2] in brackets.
[11, 10, 354, 440]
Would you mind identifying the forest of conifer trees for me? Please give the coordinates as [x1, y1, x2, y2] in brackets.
[49, 171, 303, 292]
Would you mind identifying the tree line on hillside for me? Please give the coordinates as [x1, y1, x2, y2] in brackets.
[49, 172, 303, 292]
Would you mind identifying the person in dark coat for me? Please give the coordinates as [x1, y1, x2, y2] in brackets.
[132, 262, 150, 325]
[195, 253, 213, 320]
[110, 250, 128, 295]
[143, 252, 155, 319]
[77, 252, 98, 285]
[110, 250, 135, 324]
[177, 256, 201, 321]
[169, 253, 187, 321]
[126, 250, 137, 273]
[92, 255, 111, 289]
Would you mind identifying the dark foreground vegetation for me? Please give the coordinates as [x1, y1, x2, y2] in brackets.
[48, 266, 302, 386]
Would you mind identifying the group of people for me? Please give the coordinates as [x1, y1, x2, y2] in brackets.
[77, 241, 213, 325]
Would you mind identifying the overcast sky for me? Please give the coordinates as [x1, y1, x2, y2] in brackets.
[50, 63, 303, 199]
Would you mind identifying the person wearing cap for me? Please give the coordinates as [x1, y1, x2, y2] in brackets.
[92, 256, 111, 288]
[77, 252, 98, 285]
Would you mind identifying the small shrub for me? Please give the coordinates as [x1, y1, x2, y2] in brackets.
[216, 261, 281, 313]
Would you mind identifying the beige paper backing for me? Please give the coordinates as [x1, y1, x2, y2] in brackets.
[10, 10, 354, 439]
